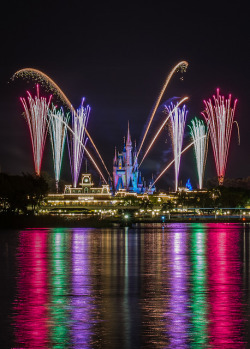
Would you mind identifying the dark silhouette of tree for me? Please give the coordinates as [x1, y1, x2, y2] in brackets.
[0, 173, 49, 214]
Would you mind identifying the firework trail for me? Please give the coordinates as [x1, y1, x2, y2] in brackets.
[188, 117, 208, 189]
[50, 114, 107, 184]
[201, 89, 238, 185]
[166, 103, 188, 191]
[13, 68, 72, 109]
[68, 98, 90, 187]
[148, 135, 206, 191]
[12, 68, 111, 179]
[138, 96, 188, 168]
[20, 84, 52, 176]
[137, 60, 188, 158]
[48, 105, 70, 191]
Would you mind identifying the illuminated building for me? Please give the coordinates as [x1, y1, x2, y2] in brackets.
[64, 173, 111, 196]
[113, 122, 155, 194]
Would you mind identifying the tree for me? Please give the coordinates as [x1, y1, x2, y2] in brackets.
[0, 173, 49, 215]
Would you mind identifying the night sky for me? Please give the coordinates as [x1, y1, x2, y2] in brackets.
[0, 1, 249, 190]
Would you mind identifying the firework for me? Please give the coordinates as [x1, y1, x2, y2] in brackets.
[68, 98, 90, 187]
[48, 110, 107, 184]
[201, 89, 238, 185]
[148, 136, 206, 191]
[188, 117, 208, 189]
[13, 68, 72, 109]
[138, 96, 188, 168]
[137, 60, 188, 158]
[48, 105, 70, 191]
[20, 84, 52, 175]
[166, 103, 188, 191]
[12, 68, 111, 179]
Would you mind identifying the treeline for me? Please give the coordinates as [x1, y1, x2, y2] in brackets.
[206, 177, 250, 190]
[0, 173, 48, 214]
[175, 186, 250, 208]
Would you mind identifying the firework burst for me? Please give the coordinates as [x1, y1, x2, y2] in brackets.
[12, 68, 111, 179]
[188, 117, 208, 189]
[201, 89, 238, 185]
[137, 60, 188, 158]
[68, 98, 90, 187]
[20, 84, 52, 176]
[148, 136, 206, 191]
[138, 97, 188, 168]
[166, 103, 188, 191]
[48, 105, 70, 191]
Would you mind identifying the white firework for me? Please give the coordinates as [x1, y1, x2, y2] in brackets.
[68, 98, 90, 187]
[188, 117, 208, 189]
[166, 103, 188, 192]
[48, 105, 70, 190]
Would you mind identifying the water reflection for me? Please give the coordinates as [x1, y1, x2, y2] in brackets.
[168, 225, 189, 348]
[11, 224, 248, 348]
[71, 229, 95, 348]
[190, 223, 208, 347]
[140, 230, 166, 348]
[14, 230, 49, 348]
[49, 228, 71, 347]
[207, 224, 245, 348]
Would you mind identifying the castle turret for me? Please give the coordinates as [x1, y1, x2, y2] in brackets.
[126, 121, 133, 189]
[113, 146, 117, 165]
[128, 177, 133, 191]
[123, 136, 126, 163]
[133, 140, 138, 170]
[113, 122, 153, 195]
[138, 171, 143, 189]
[148, 174, 156, 194]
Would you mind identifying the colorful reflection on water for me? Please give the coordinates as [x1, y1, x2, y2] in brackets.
[168, 225, 189, 348]
[207, 224, 244, 348]
[190, 223, 208, 348]
[14, 230, 49, 348]
[10, 223, 249, 348]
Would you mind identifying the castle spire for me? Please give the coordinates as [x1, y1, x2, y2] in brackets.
[123, 136, 126, 152]
[133, 140, 137, 157]
[113, 146, 117, 164]
[126, 120, 132, 146]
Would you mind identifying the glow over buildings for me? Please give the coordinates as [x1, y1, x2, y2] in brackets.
[14, 66, 240, 194]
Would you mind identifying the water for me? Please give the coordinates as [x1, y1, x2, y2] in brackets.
[0, 223, 250, 348]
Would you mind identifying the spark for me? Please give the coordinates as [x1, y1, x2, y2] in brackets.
[137, 60, 188, 158]
[233, 121, 240, 145]
[138, 97, 188, 168]
[48, 105, 70, 191]
[68, 98, 90, 188]
[20, 84, 52, 176]
[201, 88, 238, 185]
[188, 117, 208, 189]
[166, 103, 188, 191]
[13, 68, 72, 109]
[12, 68, 111, 179]
[148, 136, 206, 190]
[50, 113, 107, 184]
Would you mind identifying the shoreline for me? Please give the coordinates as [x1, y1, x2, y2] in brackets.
[0, 214, 249, 229]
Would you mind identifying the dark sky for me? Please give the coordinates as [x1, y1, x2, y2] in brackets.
[0, 1, 249, 189]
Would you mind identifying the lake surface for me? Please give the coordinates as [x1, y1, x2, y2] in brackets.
[0, 223, 250, 348]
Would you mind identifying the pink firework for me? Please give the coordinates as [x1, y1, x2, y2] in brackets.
[20, 85, 52, 175]
[201, 89, 237, 185]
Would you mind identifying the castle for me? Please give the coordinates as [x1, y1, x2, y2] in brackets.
[112, 122, 156, 194]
